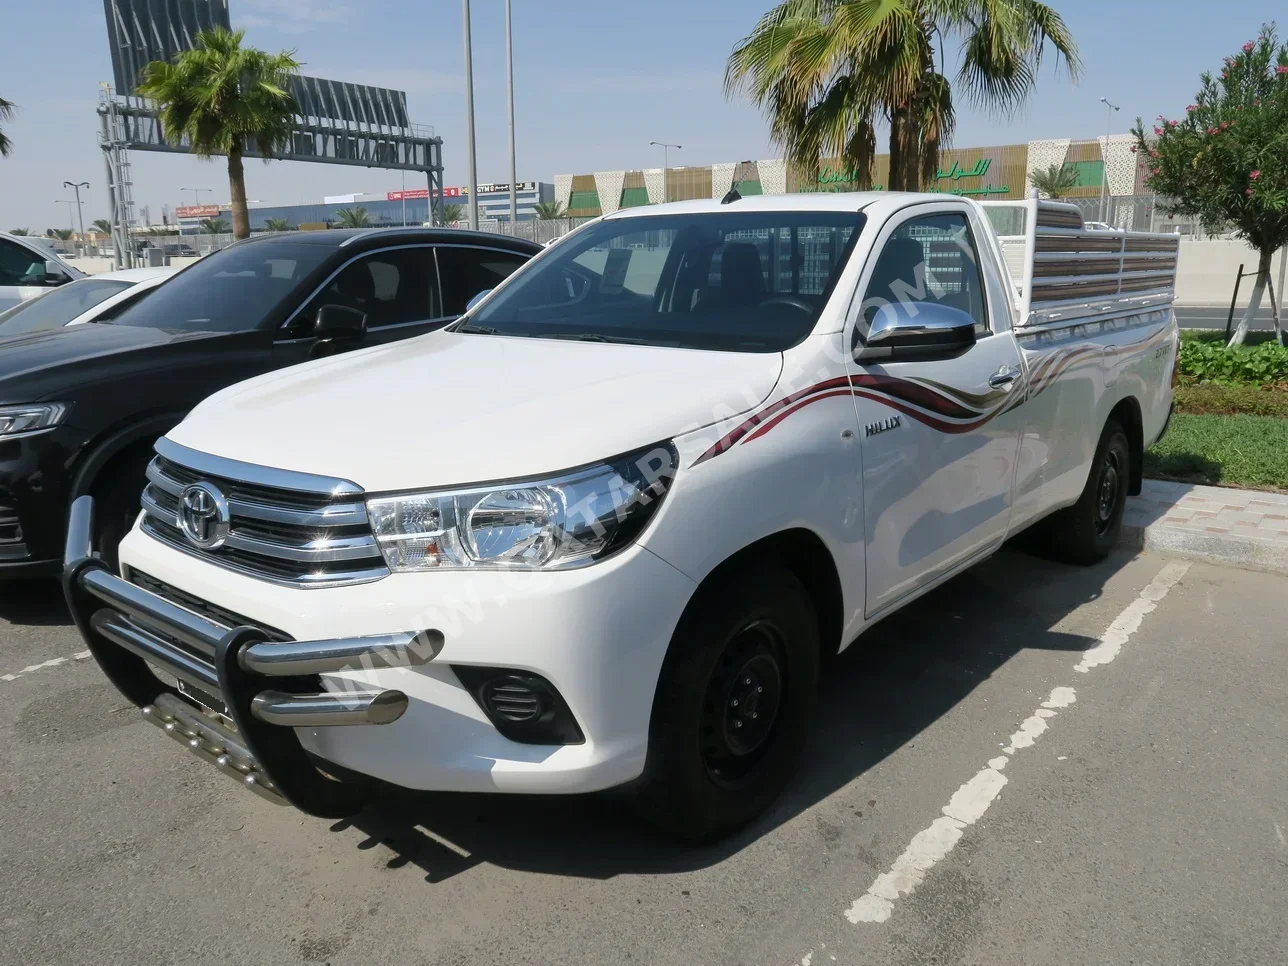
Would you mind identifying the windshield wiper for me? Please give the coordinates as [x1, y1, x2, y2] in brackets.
[455, 322, 498, 334]
[539, 332, 647, 346]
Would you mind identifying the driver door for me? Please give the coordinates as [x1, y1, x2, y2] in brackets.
[847, 205, 1025, 617]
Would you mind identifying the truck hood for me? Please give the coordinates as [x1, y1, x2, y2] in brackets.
[171, 331, 784, 491]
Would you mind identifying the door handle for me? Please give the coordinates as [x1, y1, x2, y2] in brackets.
[989, 366, 1021, 389]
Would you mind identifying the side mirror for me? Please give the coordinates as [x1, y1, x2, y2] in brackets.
[43, 261, 71, 285]
[860, 300, 977, 359]
[464, 289, 493, 313]
[314, 304, 367, 339]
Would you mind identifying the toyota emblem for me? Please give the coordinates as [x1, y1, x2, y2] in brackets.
[177, 482, 231, 550]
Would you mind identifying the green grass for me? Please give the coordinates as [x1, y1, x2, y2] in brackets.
[1146, 413, 1288, 490]
[1180, 329, 1282, 347]
[1174, 384, 1288, 418]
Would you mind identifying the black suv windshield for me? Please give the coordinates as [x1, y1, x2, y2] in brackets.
[111, 241, 335, 332]
[462, 209, 866, 352]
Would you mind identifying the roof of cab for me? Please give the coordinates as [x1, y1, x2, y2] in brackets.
[229, 226, 542, 252]
[600, 191, 952, 219]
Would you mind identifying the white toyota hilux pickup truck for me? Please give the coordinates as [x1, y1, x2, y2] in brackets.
[64, 194, 1179, 841]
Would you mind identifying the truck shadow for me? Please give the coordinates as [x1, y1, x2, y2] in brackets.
[332, 545, 1131, 882]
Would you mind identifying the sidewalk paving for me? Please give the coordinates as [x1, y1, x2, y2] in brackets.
[1123, 479, 1288, 576]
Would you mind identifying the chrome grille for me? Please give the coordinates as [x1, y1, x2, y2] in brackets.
[139, 441, 388, 587]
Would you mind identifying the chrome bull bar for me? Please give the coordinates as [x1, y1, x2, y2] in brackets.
[62, 496, 444, 817]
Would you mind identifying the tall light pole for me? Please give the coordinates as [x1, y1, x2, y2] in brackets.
[180, 186, 211, 207]
[505, 0, 518, 228]
[649, 140, 681, 203]
[62, 181, 89, 256]
[55, 199, 77, 247]
[1098, 97, 1121, 224]
[462, 0, 480, 230]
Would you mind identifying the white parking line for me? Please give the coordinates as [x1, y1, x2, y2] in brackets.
[0, 650, 94, 683]
[844, 560, 1191, 926]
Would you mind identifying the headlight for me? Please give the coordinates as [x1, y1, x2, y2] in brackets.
[0, 403, 69, 439]
[366, 442, 678, 572]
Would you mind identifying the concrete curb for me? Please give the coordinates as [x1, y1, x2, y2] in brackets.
[1118, 523, 1288, 577]
[1119, 480, 1288, 577]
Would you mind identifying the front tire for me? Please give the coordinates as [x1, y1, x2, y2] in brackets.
[633, 560, 820, 843]
[1047, 419, 1131, 565]
[93, 464, 148, 573]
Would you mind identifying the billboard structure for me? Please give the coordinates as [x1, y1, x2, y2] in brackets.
[99, 0, 445, 266]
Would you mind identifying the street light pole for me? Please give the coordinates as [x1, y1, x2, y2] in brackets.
[649, 140, 681, 203]
[62, 181, 89, 256]
[180, 187, 212, 207]
[1098, 97, 1121, 224]
[505, 0, 518, 229]
[462, 0, 480, 230]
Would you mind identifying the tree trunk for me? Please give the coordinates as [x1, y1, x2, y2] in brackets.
[227, 143, 250, 240]
[1227, 248, 1275, 347]
[888, 107, 906, 192]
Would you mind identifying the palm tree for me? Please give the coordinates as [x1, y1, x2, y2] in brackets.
[726, 0, 1080, 192]
[92, 218, 113, 235]
[440, 203, 464, 224]
[533, 201, 566, 219]
[137, 27, 299, 240]
[1029, 163, 1081, 199]
[335, 207, 371, 228]
[0, 96, 15, 157]
[8, 227, 30, 235]
[264, 217, 293, 232]
[48, 228, 75, 241]
[199, 218, 230, 234]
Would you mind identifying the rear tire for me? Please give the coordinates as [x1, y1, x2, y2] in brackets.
[632, 560, 819, 843]
[1046, 419, 1131, 565]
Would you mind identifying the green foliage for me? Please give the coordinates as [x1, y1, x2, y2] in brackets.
[263, 217, 293, 231]
[8, 227, 30, 235]
[1028, 163, 1080, 198]
[725, 0, 1079, 191]
[1177, 337, 1288, 386]
[1145, 413, 1288, 489]
[1131, 25, 1288, 253]
[531, 201, 564, 220]
[48, 228, 74, 240]
[92, 218, 113, 235]
[0, 96, 15, 157]
[334, 207, 371, 228]
[137, 28, 299, 240]
[199, 218, 230, 234]
[1175, 383, 1288, 417]
[1180, 328, 1281, 346]
[441, 203, 465, 223]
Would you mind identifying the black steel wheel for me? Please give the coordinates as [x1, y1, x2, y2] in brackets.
[633, 560, 820, 843]
[1047, 418, 1132, 565]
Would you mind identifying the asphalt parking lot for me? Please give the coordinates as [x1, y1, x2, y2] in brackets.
[1, 549, 1284, 966]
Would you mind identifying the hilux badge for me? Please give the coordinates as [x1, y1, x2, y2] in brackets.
[177, 482, 231, 550]
[865, 415, 903, 438]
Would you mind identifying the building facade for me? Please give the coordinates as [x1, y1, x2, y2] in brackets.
[175, 182, 555, 233]
[555, 136, 1146, 218]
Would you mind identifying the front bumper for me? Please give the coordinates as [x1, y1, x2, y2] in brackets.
[67, 496, 697, 812]
[63, 496, 443, 817]
[0, 425, 87, 571]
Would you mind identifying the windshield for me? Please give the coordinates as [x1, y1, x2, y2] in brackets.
[111, 241, 335, 332]
[0, 278, 131, 335]
[462, 209, 866, 351]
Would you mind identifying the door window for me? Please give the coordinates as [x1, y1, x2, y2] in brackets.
[436, 247, 529, 316]
[858, 212, 989, 339]
[298, 247, 439, 332]
[0, 239, 51, 286]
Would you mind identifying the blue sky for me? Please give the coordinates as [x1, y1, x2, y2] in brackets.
[1, 0, 1282, 230]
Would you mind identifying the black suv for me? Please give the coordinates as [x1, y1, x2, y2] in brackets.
[0, 228, 541, 575]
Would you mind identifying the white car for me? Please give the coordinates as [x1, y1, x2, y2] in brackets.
[0, 232, 85, 312]
[65, 193, 1178, 841]
[0, 266, 177, 336]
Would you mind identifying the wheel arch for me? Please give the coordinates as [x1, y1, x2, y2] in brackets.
[679, 528, 845, 667]
[69, 413, 182, 501]
[1107, 395, 1144, 496]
